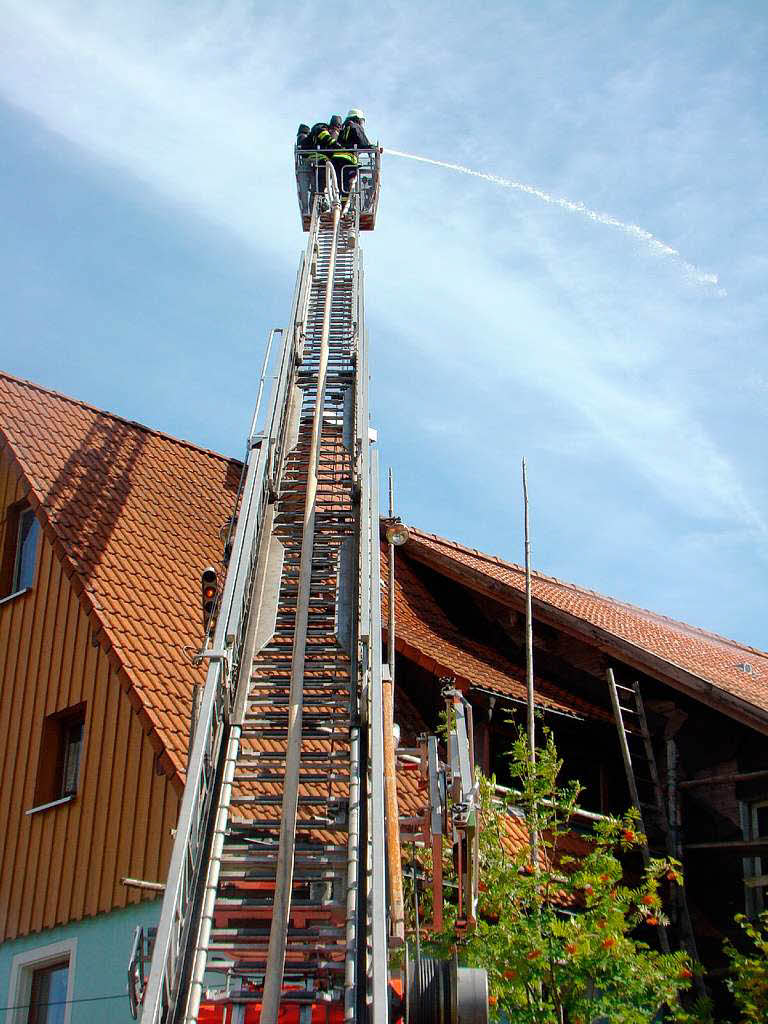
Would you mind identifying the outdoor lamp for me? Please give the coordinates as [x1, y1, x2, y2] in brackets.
[385, 518, 410, 547]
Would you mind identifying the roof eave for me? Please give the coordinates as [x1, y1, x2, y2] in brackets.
[404, 538, 768, 736]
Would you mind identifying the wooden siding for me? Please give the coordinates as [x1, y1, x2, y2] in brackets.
[0, 450, 179, 941]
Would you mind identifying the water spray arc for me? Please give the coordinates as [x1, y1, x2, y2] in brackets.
[384, 148, 722, 291]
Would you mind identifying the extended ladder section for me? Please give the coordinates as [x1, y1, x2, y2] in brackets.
[141, 168, 387, 1024]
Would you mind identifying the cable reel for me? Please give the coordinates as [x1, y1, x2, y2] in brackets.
[405, 952, 488, 1024]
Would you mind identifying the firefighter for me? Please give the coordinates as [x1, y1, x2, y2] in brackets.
[303, 118, 342, 202]
[295, 123, 314, 214]
[332, 108, 374, 197]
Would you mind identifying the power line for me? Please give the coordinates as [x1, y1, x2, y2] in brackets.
[0, 991, 126, 1013]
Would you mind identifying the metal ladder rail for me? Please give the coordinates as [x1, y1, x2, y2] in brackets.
[146, 184, 373, 1023]
[342, 190, 367, 1024]
[260, 202, 340, 1019]
[354, 178, 390, 1020]
[241, 190, 364, 1015]
[207, 195, 354, 987]
[177, 202, 330, 1024]
[347, 220, 369, 1023]
[186, 199, 338, 1020]
[141, 291, 302, 1023]
[340, 188, 390, 1024]
[366, 447, 389, 1024]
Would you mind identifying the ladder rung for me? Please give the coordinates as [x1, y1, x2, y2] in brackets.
[216, 897, 346, 911]
[233, 773, 348, 785]
[229, 796, 344, 807]
[210, 925, 345, 939]
[222, 990, 344, 1003]
[229, 818, 348, 831]
[235, 751, 349, 763]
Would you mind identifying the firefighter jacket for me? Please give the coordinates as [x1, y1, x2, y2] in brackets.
[335, 120, 373, 164]
[305, 123, 337, 162]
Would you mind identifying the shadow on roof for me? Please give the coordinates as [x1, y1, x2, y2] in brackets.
[41, 413, 147, 576]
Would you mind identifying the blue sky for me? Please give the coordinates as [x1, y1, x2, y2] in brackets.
[1, 1, 766, 649]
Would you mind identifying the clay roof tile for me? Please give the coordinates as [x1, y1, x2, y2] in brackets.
[0, 372, 240, 785]
[404, 526, 768, 723]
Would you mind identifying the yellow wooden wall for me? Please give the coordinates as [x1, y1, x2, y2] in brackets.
[0, 448, 180, 941]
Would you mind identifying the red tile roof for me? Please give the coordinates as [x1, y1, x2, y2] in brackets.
[404, 528, 768, 727]
[0, 372, 241, 783]
[0, 373, 568, 860]
[4, 366, 767, 818]
[382, 545, 607, 721]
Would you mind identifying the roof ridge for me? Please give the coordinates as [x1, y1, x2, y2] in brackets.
[0, 370, 242, 467]
[406, 525, 768, 660]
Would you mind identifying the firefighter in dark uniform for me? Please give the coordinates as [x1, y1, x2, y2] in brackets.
[303, 117, 342, 201]
[332, 108, 373, 198]
[296, 124, 313, 213]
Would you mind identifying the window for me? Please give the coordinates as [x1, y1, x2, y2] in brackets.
[59, 719, 83, 798]
[14, 506, 39, 591]
[32, 706, 86, 810]
[7, 939, 76, 1024]
[1, 501, 40, 598]
[28, 961, 68, 1024]
[742, 798, 768, 917]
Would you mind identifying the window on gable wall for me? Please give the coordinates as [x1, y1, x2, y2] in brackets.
[742, 798, 768, 917]
[27, 959, 69, 1024]
[7, 940, 75, 1024]
[32, 706, 86, 809]
[1, 501, 40, 597]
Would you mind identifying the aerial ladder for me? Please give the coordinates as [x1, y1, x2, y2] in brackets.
[131, 144, 488, 1024]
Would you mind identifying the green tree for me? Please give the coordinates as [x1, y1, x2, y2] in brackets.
[421, 728, 701, 1024]
[723, 912, 768, 1023]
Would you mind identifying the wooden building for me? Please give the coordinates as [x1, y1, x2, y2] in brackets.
[385, 528, 768, 972]
[1, 370, 766, 1020]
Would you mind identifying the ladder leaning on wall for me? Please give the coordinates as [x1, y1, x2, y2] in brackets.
[606, 667, 700, 969]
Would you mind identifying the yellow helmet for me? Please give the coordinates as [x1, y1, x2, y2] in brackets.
[346, 108, 365, 123]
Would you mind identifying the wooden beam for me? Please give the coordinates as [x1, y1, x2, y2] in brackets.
[685, 839, 768, 855]
[679, 769, 768, 789]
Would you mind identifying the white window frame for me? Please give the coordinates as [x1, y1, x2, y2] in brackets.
[12, 506, 39, 593]
[7, 937, 77, 1024]
[741, 798, 768, 917]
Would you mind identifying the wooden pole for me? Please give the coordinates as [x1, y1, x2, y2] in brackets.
[522, 458, 538, 868]
[387, 470, 396, 675]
